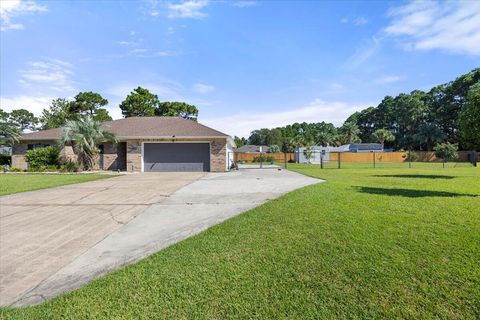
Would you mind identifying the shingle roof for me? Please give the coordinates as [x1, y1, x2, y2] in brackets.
[19, 117, 229, 141]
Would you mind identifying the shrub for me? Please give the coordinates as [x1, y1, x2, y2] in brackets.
[253, 156, 275, 163]
[25, 146, 60, 169]
[8, 167, 24, 172]
[434, 142, 458, 162]
[268, 144, 280, 153]
[405, 151, 419, 162]
[59, 160, 82, 172]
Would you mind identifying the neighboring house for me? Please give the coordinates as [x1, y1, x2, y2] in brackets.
[295, 143, 384, 164]
[337, 143, 383, 153]
[12, 117, 235, 172]
[235, 145, 270, 153]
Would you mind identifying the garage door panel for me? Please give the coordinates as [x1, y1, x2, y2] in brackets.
[144, 143, 210, 172]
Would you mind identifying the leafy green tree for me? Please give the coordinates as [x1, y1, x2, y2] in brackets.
[40, 98, 76, 129]
[269, 144, 280, 153]
[8, 109, 38, 131]
[248, 128, 271, 145]
[413, 124, 446, 151]
[303, 145, 314, 163]
[59, 116, 117, 169]
[265, 128, 283, 146]
[0, 109, 8, 122]
[93, 108, 113, 122]
[459, 82, 480, 150]
[120, 87, 159, 117]
[434, 142, 458, 167]
[157, 102, 199, 121]
[70, 92, 112, 122]
[372, 128, 395, 149]
[234, 136, 247, 147]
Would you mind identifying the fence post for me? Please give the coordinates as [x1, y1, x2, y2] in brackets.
[284, 152, 287, 169]
[320, 152, 324, 169]
[408, 150, 412, 168]
[338, 152, 341, 169]
[373, 152, 376, 168]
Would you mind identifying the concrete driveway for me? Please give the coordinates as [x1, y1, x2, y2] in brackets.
[10, 169, 320, 306]
[0, 172, 203, 306]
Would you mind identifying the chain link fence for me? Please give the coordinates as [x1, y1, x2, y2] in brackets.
[229, 150, 478, 170]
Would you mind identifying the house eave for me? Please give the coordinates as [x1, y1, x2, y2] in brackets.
[18, 135, 230, 142]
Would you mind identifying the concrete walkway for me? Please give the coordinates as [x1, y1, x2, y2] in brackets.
[10, 169, 321, 306]
[0, 172, 203, 306]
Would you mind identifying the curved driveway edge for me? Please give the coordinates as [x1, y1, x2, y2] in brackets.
[0, 173, 203, 307]
[12, 169, 322, 306]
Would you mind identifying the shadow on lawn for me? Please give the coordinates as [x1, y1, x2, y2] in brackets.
[354, 186, 478, 198]
[373, 174, 455, 179]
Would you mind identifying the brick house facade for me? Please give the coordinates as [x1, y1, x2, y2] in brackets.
[12, 117, 232, 173]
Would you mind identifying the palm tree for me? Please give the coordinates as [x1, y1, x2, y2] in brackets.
[372, 128, 395, 149]
[315, 131, 334, 147]
[413, 124, 446, 151]
[0, 122, 21, 145]
[59, 116, 117, 169]
[340, 122, 361, 144]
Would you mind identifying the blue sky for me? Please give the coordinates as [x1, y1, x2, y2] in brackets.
[1, 0, 479, 137]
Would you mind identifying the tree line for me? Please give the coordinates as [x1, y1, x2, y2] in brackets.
[235, 68, 480, 151]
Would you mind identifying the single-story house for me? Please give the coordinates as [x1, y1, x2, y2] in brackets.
[13, 117, 235, 172]
[235, 145, 270, 153]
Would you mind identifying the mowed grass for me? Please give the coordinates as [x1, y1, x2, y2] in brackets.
[0, 174, 115, 196]
[1, 166, 479, 319]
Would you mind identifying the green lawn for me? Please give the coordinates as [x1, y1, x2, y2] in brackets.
[0, 174, 115, 196]
[1, 166, 479, 319]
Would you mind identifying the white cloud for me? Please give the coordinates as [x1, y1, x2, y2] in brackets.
[0, 95, 53, 115]
[384, 0, 480, 55]
[340, 16, 368, 26]
[232, 1, 256, 8]
[135, 50, 174, 58]
[192, 83, 215, 94]
[374, 75, 403, 84]
[345, 36, 381, 67]
[202, 99, 370, 137]
[353, 17, 368, 26]
[330, 82, 344, 90]
[0, 0, 47, 31]
[18, 59, 76, 93]
[167, 0, 208, 19]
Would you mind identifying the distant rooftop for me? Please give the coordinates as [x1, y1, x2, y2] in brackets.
[235, 145, 270, 153]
